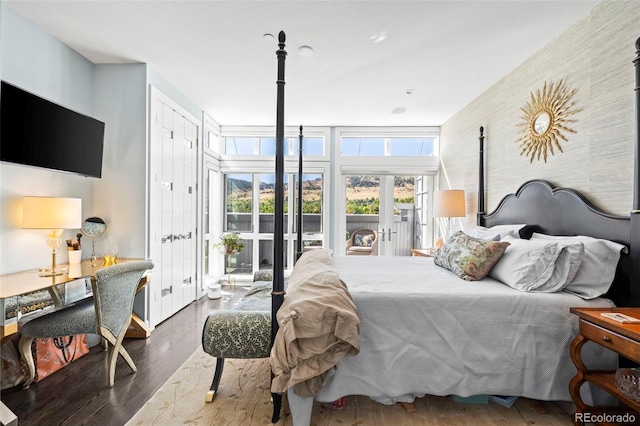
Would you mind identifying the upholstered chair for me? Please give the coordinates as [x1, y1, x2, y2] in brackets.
[19, 260, 154, 388]
[346, 229, 378, 255]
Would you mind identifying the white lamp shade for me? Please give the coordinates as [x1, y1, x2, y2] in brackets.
[22, 197, 82, 229]
[434, 190, 466, 218]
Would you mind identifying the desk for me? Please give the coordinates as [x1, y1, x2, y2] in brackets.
[0, 258, 147, 426]
[0, 259, 146, 340]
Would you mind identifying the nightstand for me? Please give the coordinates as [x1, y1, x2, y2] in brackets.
[569, 307, 640, 424]
[411, 248, 435, 257]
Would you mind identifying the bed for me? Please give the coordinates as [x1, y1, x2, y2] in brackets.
[267, 33, 640, 424]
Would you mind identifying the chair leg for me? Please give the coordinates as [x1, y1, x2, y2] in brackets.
[18, 335, 36, 389]
[106, 328, 137, 373]
[102, 325, 136, 387]
[116, 345, 137, 373]
[206, 358, 225, 403]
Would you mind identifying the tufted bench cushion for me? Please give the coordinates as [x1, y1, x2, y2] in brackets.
[201, 281, 272, 359]
[201, 271, 290, 408]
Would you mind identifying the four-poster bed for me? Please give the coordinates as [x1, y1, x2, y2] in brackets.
[267, 34, 640, 424]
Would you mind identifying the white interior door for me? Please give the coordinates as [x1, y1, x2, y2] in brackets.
[160, 104, 175, 321]
[171, 111, 186, 314]
[180, 117, 196, 306]
[149, 87, 199, 327]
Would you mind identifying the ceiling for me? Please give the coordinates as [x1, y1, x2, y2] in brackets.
[4, 1, 601, 127]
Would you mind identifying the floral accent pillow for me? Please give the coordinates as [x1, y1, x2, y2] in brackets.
[354, 234, 374, 247]
[434, 231, 510, 281]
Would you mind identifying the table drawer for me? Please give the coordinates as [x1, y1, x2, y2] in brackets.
[580, 320, 640, 362]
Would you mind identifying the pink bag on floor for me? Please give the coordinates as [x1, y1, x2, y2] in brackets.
[31, 335, 90, 381]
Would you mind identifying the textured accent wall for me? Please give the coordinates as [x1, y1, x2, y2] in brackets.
[440, 0, 640, 228]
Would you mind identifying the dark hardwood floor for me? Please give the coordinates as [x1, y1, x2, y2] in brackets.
[2, 285, 248, 426]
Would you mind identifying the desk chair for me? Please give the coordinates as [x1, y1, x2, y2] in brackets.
[18, 261, 154, 388]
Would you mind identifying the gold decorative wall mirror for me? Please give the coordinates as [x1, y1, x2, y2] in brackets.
[516, 79, 580, 163]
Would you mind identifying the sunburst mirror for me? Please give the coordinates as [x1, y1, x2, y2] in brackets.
[516, 79, 580, 163]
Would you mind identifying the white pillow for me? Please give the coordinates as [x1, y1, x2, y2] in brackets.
[468, 224, 526, 240]
[534, 241, 585, 292]
[489, 237, 563, 291]
[530, 233, 627, 299]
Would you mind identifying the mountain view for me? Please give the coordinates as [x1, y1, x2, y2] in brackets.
[227, 175, 414, 215]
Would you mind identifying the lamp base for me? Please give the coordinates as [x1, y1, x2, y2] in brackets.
[38, 266, 68, 277]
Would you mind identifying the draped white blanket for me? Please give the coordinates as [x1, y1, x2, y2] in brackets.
[310, 255, 616, 404]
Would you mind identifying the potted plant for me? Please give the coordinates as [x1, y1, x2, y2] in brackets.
[215, 232, 244, 254]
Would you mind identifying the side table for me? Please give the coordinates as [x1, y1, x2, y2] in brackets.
[569, 307, 640, 424]
[411, 248, 435, 257]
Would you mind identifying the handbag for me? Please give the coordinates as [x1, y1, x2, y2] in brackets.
[30, 334, 90, 382]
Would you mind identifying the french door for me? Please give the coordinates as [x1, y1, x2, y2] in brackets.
[344, 175, 415, 256]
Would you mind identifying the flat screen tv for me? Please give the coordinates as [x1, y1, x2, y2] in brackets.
[0, 81, 105, 178]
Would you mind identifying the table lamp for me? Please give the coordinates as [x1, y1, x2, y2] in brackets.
[22, 196, 82, 276]
[434, 190, 466, 241]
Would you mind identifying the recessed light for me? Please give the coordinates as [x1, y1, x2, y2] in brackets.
[405, 89, 416, 95]
[263, 33, 275, 42]
[391, 107, 406, 115]
[298, 46, 314, 56]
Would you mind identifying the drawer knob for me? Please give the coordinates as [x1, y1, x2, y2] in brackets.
[603, 336, 612, 343]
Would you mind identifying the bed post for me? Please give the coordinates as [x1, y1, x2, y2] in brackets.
[296, 125, 304, 261]
[477, 126, 485, 226]
[271, 30, 287, 422]
[631, 37, 640, 305]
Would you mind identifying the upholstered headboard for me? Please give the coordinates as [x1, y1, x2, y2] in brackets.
[478, 180, 632, 305]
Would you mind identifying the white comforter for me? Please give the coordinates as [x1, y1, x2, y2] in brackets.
[311, 255, 616, 404]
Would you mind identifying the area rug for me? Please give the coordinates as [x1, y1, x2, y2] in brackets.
[126, 347, 574, 425]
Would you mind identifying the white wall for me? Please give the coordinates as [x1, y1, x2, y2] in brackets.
[0, 4, 96, 273]
[440, 0, 640, 229]
[92, 64, 148, 259]
[90, 64, 204, 261]
[0, 6, 207, 273]
[147, 66, 202, 121]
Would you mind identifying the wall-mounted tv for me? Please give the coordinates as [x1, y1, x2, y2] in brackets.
[0, 81, 105, 178]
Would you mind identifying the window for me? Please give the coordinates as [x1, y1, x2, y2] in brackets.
[225, 138, 254, 155]
[222, 171, 325, 277]
[224, 136, 326, 156]
[342, 138, 384, 156]
[297, 173, 323, 233]
[225, 174, 253, 232]
[294, 137, 325, 156]
[203, 113, 221, 156]
[389, 137, 435, 156]
[258, 174, 289, 233]
[341, 136, 437, 156]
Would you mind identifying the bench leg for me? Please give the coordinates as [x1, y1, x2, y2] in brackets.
[271, 369, 282, 423]
[272, 392, 282, 423]
[205, 358, 225, 402]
